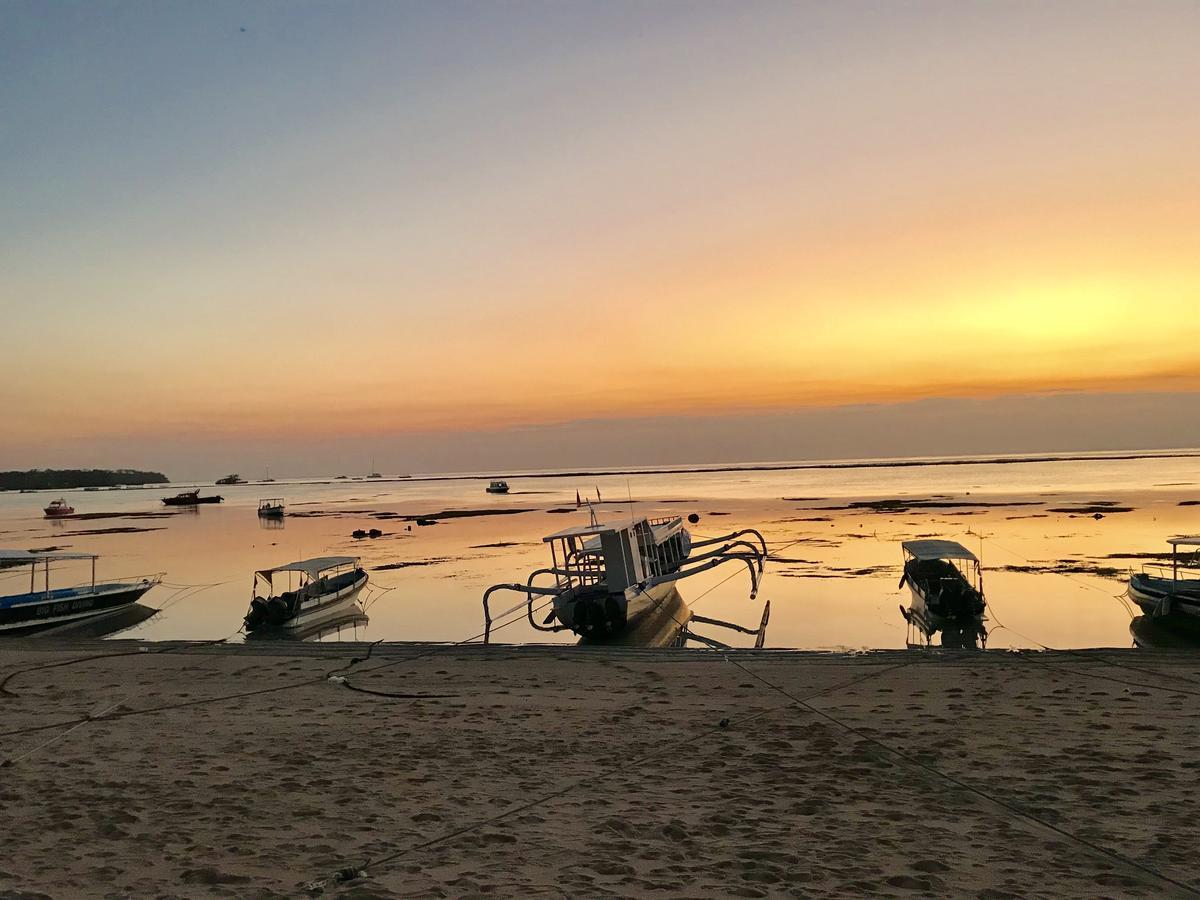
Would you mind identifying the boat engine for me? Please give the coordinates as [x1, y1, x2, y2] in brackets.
[244, 597, 269, 630]
[570, 594, 626, 638]
[265, 596, 291, 626]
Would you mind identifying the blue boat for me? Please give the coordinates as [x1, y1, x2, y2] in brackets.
[0, 550, 162, 635]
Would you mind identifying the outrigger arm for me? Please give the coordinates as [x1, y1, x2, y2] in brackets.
[482, 582, 565, 645]
[684, 540, 766, 573]
[643, 552, 761, 599]
[691, 528, 769, 559]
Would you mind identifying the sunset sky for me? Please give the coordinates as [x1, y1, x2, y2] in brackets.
[3, 1, 1199, 476]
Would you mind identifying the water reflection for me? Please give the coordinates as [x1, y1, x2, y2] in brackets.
[1129, 615, 1200, 649]
[257, 516, 285, 531]
[245, 599, 369, 642]
[23, 602, 160, 640]
[577, 587, 770, 649]
[9, 454, 1200, 648]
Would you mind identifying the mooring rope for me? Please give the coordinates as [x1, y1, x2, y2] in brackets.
[323, 659, 914, 888]
[717, 652, 1200, 897]
[0, 593, 556, 745]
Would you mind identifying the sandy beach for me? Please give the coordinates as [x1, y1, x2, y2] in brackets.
[2, 641, 1198, 898]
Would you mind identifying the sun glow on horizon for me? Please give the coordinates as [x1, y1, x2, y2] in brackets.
[2, 2, 1199, 458]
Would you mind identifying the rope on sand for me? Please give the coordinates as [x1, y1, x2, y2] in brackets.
[0, 594, 554, 745]
[0, 630, 236, 699]
[718, 653, 1200, 898]
[316, 660, 914, 891]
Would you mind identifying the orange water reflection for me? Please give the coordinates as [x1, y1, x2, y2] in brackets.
[1, 455, 1197, 649]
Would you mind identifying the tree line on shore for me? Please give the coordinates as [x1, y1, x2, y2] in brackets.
[0, 469, 170, 490]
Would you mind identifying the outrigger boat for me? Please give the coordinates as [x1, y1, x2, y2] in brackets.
[482, 511, 768, 645]
[1128, 536, 1200, 634]
[162, 490, 223, 506]
[244, 556, 368, 633]
[899, 539, 988, 649]
[0, 550, 162, 634]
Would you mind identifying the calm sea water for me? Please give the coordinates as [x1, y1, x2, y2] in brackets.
[2, 451, 1198, 649]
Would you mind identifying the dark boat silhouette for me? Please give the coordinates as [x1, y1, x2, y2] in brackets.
[162, 490, 223, 506]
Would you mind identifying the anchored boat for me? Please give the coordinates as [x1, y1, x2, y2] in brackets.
[257, 498, 285, 518]
[246, 601, 369, 642]
[0, 550, 162, 634]
[43, 498, 74, 518]
[486, 480, 510, 494]
[162, 490, 223, 506]
[899, 539, 988, 649]
[244, 556, 368, 633]
[483, 512, 767, 644]
[1128, 536, 1200, 633]
[216, 474, 245, 485]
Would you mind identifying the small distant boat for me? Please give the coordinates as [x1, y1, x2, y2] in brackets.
[216, 474, 245, 485]
[1128, 536, 1200, 632]
[162, 490, 223, 506]
[244, 556, 368, 632]
[486, 480, 510, 494]
[262, 465, 275, 483]
[367, 458, 382, 479]
[483, 513, 767, 644]
[257, 498, 285, 518]
[0, 550, 162, 634]
[43, 499, 75, 518]
[899, 539, 988, 649]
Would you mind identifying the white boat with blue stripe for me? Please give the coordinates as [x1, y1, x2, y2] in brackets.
[0, 550, 162, 634]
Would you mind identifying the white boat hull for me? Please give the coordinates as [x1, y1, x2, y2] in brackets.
[284, 577, 368, 629]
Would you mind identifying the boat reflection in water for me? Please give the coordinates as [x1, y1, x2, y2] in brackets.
[245, 597, 369, 642]
[577, 585, 770, 649]
[1129, 615, 1200, 650]
[21, 602, 160, 640]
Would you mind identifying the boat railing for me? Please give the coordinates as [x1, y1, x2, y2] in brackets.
[1142, 562, 1200, 582]
[16, 571, 164, 599]
[557, 549, 605, 590]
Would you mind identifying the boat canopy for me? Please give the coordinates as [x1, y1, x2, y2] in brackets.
[0, 549, 98, 562]
[1168, 535, 1200, 547]
[544, 517, 644, 542]
[255, 556, 358, 580]
[902, 539, 978, 563]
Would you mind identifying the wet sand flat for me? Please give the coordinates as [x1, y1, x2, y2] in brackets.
[2, 643, 1199, 897]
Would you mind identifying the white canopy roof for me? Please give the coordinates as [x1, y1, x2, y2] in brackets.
[902, 539, 978, 562]
[1168, 535, 1200, 547]
[255, 556, 358, 579]
[0, 548, 98, 563]
[544, 517, 645, 542]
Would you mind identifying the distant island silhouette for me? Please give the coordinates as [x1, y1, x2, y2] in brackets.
[1, 468, 169, 491]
